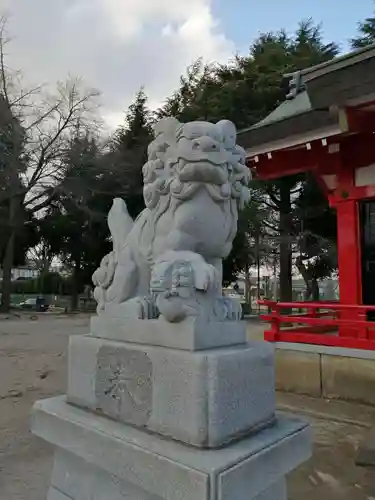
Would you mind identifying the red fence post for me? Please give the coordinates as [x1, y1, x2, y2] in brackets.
[358, 308, 368, 339]
[259, 300, 279, 341]
[258, 301, 375, 350]
[268, 303, 280, 341]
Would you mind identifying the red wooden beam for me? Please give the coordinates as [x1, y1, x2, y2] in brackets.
[261, 314, 368, 327]
[329, 185, 375, 205]
[328, 134, 375, 204]
[259, 300, 375, 311]
[251, 143, 337, 180]
[259, 298, 375, 347]
[355, 99, 375, 111]
[249, 130, 375, 181]
[341, 107, 375, 133]
[340, 133, 375, 169]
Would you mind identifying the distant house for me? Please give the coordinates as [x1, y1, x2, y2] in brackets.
[225, 275, 339, 302]
[0, 266, 39, 281]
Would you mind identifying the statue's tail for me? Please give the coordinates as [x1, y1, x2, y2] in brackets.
[108, 198, 134, 255]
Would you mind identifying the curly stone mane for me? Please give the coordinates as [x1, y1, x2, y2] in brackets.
[92, 117, 251, 319]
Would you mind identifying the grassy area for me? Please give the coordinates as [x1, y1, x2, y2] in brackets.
[9, 294, 68, 306]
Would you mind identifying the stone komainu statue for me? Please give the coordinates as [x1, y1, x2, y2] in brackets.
[92, 118, 251, 322]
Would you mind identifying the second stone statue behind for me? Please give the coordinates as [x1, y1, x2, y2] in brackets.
[92, 117, 251, 324]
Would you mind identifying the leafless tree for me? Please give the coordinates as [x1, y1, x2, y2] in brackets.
[27, 240, 53, 275]
[0, 16, 100, 311]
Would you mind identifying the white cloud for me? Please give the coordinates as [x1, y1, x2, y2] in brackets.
[2, 0, 235, 129]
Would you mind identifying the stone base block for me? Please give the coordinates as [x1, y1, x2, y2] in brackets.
[322, 354, 375, 405]
[67, 335, 275, 448]
[275, 349, 321, 397]
[90, 315, 247, 351]
[32, 397, 311, 500]
[48, 450, 287, 500]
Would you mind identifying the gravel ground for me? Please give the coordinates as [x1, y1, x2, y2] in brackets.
[0, 315, 375, 499]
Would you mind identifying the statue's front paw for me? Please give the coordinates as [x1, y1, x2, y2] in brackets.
[156, 295, 187, 323]
[105, 296, 158, 320]
[94, 286, 105, 314]
[92, 268, 105, 286]
[193, 262, 219, 292]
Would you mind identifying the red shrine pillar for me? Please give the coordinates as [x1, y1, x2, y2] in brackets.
[336, 201, 362, 297]
[330, 162, 363, 337]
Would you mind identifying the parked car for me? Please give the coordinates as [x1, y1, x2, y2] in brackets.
[17, 297, 49, 312]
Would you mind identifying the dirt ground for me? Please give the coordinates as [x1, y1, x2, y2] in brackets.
[0, 315, 375, 499]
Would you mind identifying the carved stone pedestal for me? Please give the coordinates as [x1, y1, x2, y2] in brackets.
[31, 317, 311, 500]
[66, 317, 275, 448]
[32, 396, 310, 500]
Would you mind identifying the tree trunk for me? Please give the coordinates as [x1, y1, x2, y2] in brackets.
[244, 268, 252, 313]
[0, 197, 19, 313]
[279, 183, 293, 302]
[295, 257, 320, 302]
[255, 232, 261, 312]
[272, 258, 278, 301]
[70, 260, 81, 311]
[38, 249, 52, 294]
[303, 287, 312, 301]
[311, 278, 320, 301]
[296, 256, 310, 300]
[0, 231, 15, 312]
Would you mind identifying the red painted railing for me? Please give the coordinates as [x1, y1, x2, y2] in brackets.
[258, 299, 375, 350]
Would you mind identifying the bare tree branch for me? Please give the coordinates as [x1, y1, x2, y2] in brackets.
[0, 17, 101, 217]
[0, 15, 10, 105]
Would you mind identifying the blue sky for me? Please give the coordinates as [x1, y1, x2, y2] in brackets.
[213, 0, 375, 53]
[5, 0, 375, 127]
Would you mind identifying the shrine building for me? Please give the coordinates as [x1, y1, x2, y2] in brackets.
[237, 43, 375, 402]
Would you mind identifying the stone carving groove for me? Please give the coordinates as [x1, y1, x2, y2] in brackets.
[95, 346, 152, 425]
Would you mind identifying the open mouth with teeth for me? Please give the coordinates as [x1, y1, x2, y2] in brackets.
[176, 158, 229, 185]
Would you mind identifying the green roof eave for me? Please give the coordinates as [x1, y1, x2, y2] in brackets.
[237, 91, 312, 135]
[285, 42, 375, 83]
[237, 107, 337, 153]
[236, 43, 375, 152]
[237, 42, 375, 137]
